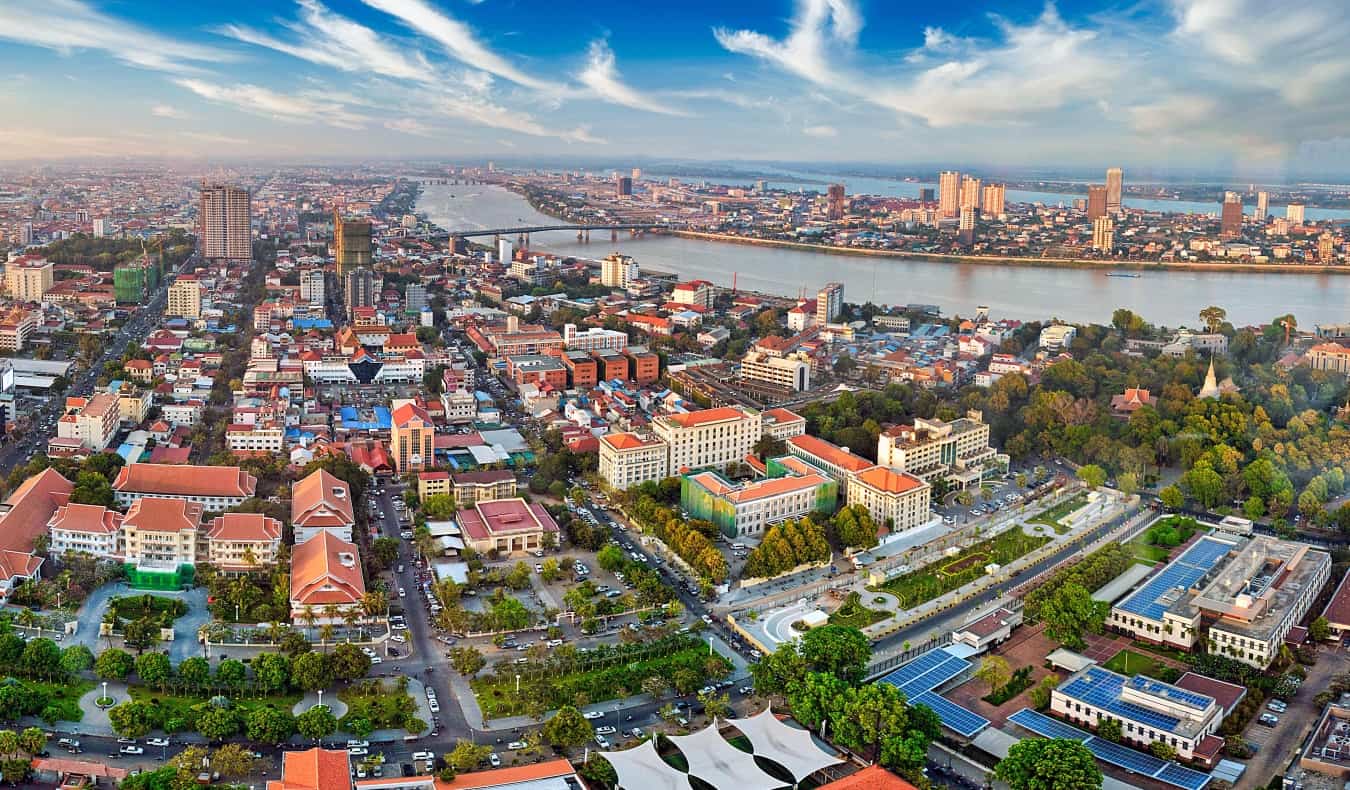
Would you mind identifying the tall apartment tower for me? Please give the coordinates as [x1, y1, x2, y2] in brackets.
[1087, 186, 1108, 221]
[981, 184, 1006, 216]
[1256, 191, 1269, 221]
[826, 184, 847, 220]
[1220, 192, 1244, 238]
[1092, 217, 1114, 251]
[334, 209, 372, 276]
[816, 282, 843, 325]
[960, 176, 982, 211]
[1105, 167, 1123, 214]
[199, 183, 251, 261]
[344, 267, 375, 317]
[938, 171, 961, 218]
[1287, 202, 1306, 223]
[615, 176, 633, 197]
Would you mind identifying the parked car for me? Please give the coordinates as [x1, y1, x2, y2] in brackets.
[145, 738, 169, 748]
[488, 753, 501, 768]
[595, 726, 617, 735]
[1258, 713, 1279, 727]
[507, 740, 527, 750]
[594, 735, 610, 749]
[583, 711, 604, 720]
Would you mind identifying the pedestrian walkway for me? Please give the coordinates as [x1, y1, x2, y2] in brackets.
[293, 692, 348, 719]
[74, 681, 128, 736]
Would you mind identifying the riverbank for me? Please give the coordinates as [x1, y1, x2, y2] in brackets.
[668, 230, 1350, 276]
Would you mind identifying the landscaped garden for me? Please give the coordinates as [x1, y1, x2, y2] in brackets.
[1103, 648, 1178, 681]
[337, 678, 424, 735]
[874, 528, 1051, 608]
[470, 635, 731, 719]
[827, 592, 889, 629]
[1028, 493, 1089, 535]
[108, 595, 188, 628]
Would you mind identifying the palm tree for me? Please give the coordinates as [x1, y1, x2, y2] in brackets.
[319, 624, 335, 652]
[241, 545, 258, 570]
[301, 607, 317, 637]
[360, 591, 387, 623]
[342, 607, 360, 639]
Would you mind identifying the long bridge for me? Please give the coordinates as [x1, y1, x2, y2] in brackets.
[415, 222, 683, 246]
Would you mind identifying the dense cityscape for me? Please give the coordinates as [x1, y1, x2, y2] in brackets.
[7, 0, 1350, 789]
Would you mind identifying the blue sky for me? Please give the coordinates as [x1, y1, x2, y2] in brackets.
[1, 0, 1348, 173]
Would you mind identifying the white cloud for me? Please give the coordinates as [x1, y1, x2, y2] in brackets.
[803, 124, 837, 137]
[385, 118, 437, 137]
[151, 104, 186, 119]
[714, 0, 858, 89]
[577, 40, 690, 116]
[361, 0, 562, 91]
[219, 0, 438, 83]
[0, 0, 227, 74]
[182, 131, 248, 145]
[173, 78, 373, 128]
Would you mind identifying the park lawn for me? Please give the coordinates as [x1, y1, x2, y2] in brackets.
[1128, 533, 1171, 564]
[1028, 493, 1089, 535]
[873, 528, 1051, 608]
[337, 680, 419, 732]
[29, 678, 95, 722]
[127, 686, 302, 724]
[1103, 649, 1169, 679]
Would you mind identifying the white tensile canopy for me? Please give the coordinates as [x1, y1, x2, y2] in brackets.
[664, 720, 788, 790]
[603, 739, 691, 790]
[726, 708, 845, 782]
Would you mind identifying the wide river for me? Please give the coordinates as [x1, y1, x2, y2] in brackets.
[418, 183, 1350, 327]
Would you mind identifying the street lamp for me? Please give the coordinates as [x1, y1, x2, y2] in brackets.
[515, 674, 520, 693]
[317, 689, 323, 710]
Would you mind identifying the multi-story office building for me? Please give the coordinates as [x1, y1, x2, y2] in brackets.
[845, 466, 932, 534]
[598, 432, 669, 491]
[652, 406, 761, 475]
[1092, 217, 1114, 251]
[390, 401, 435, 473]
[761, 407, 807, 440]
[406, 282, 428, 312]
[205, 512, 283, 570]
[299, 268, 326, 306]
[1255, 190, 1268, 221]
[816, 282, 843, 325]
[681, 455, 837, 538]
[671, 279, 715, 308]
[55, 393, 120, 452]
[113, 463, 256, 509]
[875, 411, 999, 488]
[344, 267, 375, 316]
[48, 503, 123, 560]
[786, 434, 875, 483]
[291, 468, 355, 544]
[121, 497, 203, 570]
[1109, 533, 1330, 669]
[938, 170, 961, 218]
[826, 183, 847, 220]
[167, 277, 203, 318]
[1087, 185, 1108, 220]
[562, 323, 628, 352]
[1050, 666, 1224, 762]
[1305, 342, 1350, 374]
[114, 258, 157, 304]
[333, 209, 372, 276]
[739, 351, 810, 391]
[199, 183, 251, 261]
[0, 307, 38, 352]
[1287, 202, 1306, 223]
[4, 256, 52, 302]
[1105, 167, 1123, 214]
[616, 175, 633, 197]
[601, 253, 640, 288]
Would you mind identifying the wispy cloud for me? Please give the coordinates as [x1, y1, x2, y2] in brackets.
[173, 79, 373, 128]
[361, 0, 562, 91]
[803, 124, 837, 137]
[384, 118, 437, 137]
[182, 131, 248, 145]
[151, 104, 186, 119]
[0, 0, 227, 74]
[218, 0, 438, 83]
[577, 40, 691, 116]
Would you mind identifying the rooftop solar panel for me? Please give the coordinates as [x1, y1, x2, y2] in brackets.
[1116, 538, 1232, 620]
[898, 655, 970, 696]
[1007, 709, 1210, 790]
[912, 691, 989, 737]
[1127, 676, 1213, 710]
[877, 649, 947, 690]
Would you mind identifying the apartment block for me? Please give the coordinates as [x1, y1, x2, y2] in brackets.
[599, 432, 670, 491]
[652, 406, 761, 475]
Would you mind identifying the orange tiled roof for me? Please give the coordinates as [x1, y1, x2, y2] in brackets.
[787, 434, 874, 473]
[48, 503, 122, 535]
[818, 766, 919, 790]
[600, 432, 662, 451]
[428, 758, 575, 790]
[854, 466, 927, 494]
[267, 748, 351, 790]
[113, 463, 257, 498]
[661, 406, 752, 428]
[290, 531, 365, 608]
[123, 497, 204, 532]
[0, 468, 72, 558]
[292, 469, 355, 528]
[206, 512, 282, 542]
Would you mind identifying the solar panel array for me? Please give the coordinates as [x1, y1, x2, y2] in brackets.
[1061, 667, 1184, 734]
[911, 691, 990, 737]
[1116, 537, 1232, 620]
[1008, 709, 1210, 790]
[1127, 675, 1213, 710]
[877, 648, 989, 738]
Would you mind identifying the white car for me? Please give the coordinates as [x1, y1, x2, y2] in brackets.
[507, 740, 527, 750]
[348, 747, 368, 756]
[583, 710, 604, 720]
[489, 754, 501, 768]
[391, 622, 409, 631]
[145, 738, 169, 748]
[594, 735, 610, 749]
[120, 746, 143, 755]
[390, 634, 407, 644]
[428, 700, 440, 713]
[595, 726, 616, 735]
[347, 740, 370, 749]
[370, 656, 383, 664]
[361, 647, 376, 657]
[398, 588, 407, 598]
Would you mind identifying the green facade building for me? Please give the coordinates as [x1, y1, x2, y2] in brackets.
[680, 456, 838, 538]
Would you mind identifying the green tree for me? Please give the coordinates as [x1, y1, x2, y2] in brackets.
[799, 624, 871, 683]
[448, 647, 486, 676]
[1310, 616, 1332, 642]
[246, 706, 296, 744]
[371, 537, 400, 569]
[1158, 485, 1184, 510]
[296, 705, 338, 741]
[995, 738, 1102, 790]
[541, 705, 594, 748]
[596, 544, 626, 572]
[1097, 717, 1122, 742]
[195, 707, 240, 740]
[95, 648, 134, 680]
[331, 643, 372, 681]
[447, 739, 492, 771]
[253, 652, 291, 692]
[134, 652, 172, 690]
[1116, 472, 1139, 498]
[1151, 741, 1176, 760]
[20, 638, 63, 680]
[975, 655, 1012, 692]
[291, 652, 333, 692]
[1029, 675, 1060, 710]
[698, 690, 732, 720]
[1199, 306, 1227, 333]
[1040, 583, 1105, 650]
[422, 494, 457, 520]
[177, 656, 210, 691]
[1076, 464, 1106, 490]
[108, 701, 157, 738]
[59, 645, 93, 676]
[215, 658, 246, 690]
[210, 743, 255, 778]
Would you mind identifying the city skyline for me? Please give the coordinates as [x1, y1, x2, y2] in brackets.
[0, 0, 1348, 173]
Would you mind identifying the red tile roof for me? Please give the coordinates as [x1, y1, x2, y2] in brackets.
[600, 432, 663, 451]
[854, 465, 927, 494]
[267, 748, 351, 790]
[818, 766, 918, 790]
[207, 512, 282, 542]
[48, 503, 122, 535]
[113, 463, 256, 498]
[1175, 672, 1248, 716]
[124, 497, 204, 532]
[660, 406, 753, 428]
[787, 434, 873, 474]
[427, 758, 575, 790]
[457, 498, 559, 541]
[292, 469, 355, 529]
[290, 531, 365, 608]
[0, 468, 72, 561]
